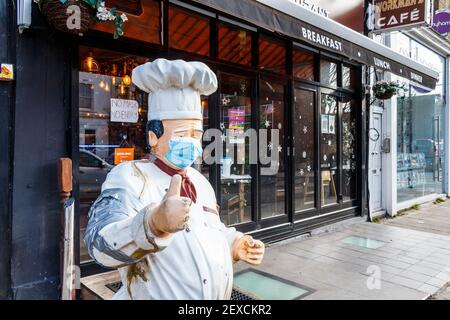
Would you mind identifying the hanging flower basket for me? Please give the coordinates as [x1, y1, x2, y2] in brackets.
[39, 0, 95, 35]
[372, 80, 407, 100]
[34, 0, 128, 38]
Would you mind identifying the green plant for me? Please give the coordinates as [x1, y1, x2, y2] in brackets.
[373, 80, 408, 100]
[371, 217, 383, 223]
[34, 0, 128, 38]
[433, 197, 446, 204]
[396, 204, 420, 216]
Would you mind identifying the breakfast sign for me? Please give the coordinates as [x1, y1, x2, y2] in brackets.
[367, 0, 431, 33]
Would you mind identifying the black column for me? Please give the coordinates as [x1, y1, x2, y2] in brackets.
[0, 0, 14, 300]
[8, 8, 73, 299]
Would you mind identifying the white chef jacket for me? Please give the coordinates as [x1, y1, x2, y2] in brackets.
[84, 159, 243, 300]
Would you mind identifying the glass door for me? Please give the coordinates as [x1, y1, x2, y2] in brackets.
[293, 86, 359, 220]
[259, 77, 289, 228]
[293, 86, 317, 220]
[320, 92, 340, 211]
[341, 95, 358, 206]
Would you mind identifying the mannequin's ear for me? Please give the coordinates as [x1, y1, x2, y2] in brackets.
[148, 131, 159, 148]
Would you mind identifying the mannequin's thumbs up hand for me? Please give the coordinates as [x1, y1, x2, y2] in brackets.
[148, 175, 192, 237]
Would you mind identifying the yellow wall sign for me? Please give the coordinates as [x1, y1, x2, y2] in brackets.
[114, 148, 135, 165]
[0, 64, 14, 81]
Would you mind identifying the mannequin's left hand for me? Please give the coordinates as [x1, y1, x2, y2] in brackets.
[232, 235, 265, 265]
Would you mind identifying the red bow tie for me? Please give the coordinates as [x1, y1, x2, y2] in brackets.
[153, 158, 197, 203]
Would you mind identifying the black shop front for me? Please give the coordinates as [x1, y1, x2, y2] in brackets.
[0, 0, 438, 299]
[75, 0, 365, 269]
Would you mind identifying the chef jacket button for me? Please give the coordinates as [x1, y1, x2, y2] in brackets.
[204, 222, 208, 227]
[203, 279, 208, 285]
[186, 226, 191, 233]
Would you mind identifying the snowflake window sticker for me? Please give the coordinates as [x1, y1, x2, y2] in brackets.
[303, 126, 308, 134]
[302, 151, 307, 159]
[277, 145, 282, 153]
[300, 169, 304, 176]
[323, 155, 327, 161]
[265, 120, 271, 128]
[222, 97, 229, 106]
[268, 142, 274, 151]
[220, 122, 225, 131]
[307, 165, 311, 172]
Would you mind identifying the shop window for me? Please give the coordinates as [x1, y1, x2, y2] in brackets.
[219, 73, 253, 226]
[91, 0, 162, 45]
[293, 48, 315, 81]
[342, 65, 358, 90]
[78, 47, 149, 263]
[218, 23, 252, 67]
[320, 59, 338, 87]
[397, 79, 445, 203]
[258, 36, 286, 75]
[259, 80, 286, 219]
[169, 5, 210, 56]
[294, 88, 315, 211]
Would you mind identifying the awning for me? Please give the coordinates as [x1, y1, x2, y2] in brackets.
[189, 0, 439, 89]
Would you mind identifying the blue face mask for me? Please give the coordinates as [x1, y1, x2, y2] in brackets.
[164, 137, 203, 169]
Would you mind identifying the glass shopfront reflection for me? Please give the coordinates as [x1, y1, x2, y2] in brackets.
[391, 32, 446, 203]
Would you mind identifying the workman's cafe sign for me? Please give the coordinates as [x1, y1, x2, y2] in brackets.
[366, 0, 432, 32]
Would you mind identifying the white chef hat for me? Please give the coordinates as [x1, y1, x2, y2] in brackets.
[132, 58, 218, 121]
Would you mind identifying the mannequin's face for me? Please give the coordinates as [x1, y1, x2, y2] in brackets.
[148, 119, 203, 169]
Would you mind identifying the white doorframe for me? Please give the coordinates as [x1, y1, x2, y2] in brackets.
[369, 106, 384, 214]
[384, 97, 398, 217]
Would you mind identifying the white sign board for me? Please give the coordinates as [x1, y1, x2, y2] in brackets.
[110, 99, 139, 123]
[289, 0, 329, 17]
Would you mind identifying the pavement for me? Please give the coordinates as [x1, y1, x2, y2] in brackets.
[381, 200, 450, 237]
[235, 202, 450, 300]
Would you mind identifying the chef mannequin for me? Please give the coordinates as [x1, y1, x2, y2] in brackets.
[84, 59, 265, 300]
